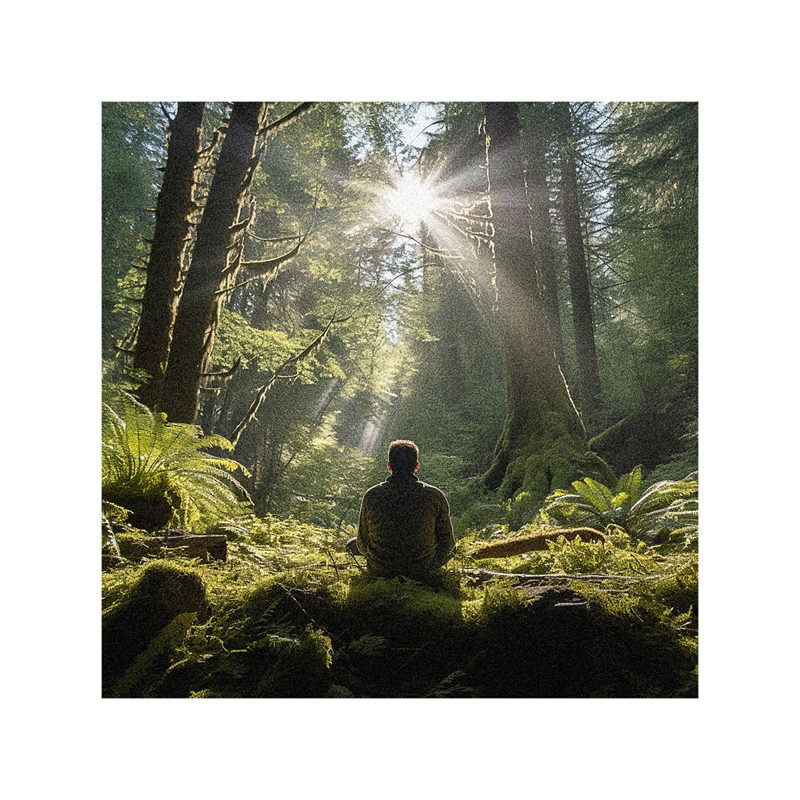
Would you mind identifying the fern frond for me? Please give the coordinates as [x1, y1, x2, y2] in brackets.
[571, 478, 615, 512]
[614, 465, 642, 501]
[101, 389, 252, 529]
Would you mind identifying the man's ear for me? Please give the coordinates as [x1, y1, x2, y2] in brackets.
[387, 462, 392, 473]
[414, 461, 419, 472]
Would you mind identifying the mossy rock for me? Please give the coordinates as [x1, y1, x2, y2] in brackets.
[465, 588, 697, 697]
[102, 561, 209, 697]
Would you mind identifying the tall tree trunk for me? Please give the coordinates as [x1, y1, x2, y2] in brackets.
[160, 102, 269, 424]
[133, 102, 205, 410]
[558, 102, 602, 420]
[524, 103, 565, 370]
[481, 102, 607, 502]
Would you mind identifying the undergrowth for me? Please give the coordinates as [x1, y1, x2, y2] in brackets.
[102, 499, 699, 698]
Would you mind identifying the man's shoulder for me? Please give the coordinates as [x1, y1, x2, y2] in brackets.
[417, 480, 448, 501]
[363, 481, 391, 498]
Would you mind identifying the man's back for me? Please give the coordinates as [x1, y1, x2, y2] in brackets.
[356, 473, 455, 579]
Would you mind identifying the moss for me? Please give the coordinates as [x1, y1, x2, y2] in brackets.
[497, 430, 615, 509]
[589, 398, 692, 475]
[154, 625, 333, 698]
[465, 585, 697, 697]
[102, 561, 209, 696]
[115, 531, 161, 561]
[102, 483, 179, 531]
[341, 573, 463, 646]
[101, 515, 698, 698]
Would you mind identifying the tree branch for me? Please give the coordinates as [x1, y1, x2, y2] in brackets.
[261, 102, 317, 137]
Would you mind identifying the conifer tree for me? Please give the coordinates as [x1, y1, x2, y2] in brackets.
[134, 102, 205, 410]
[160, 102, 270, 424]
[480, 102, 607, 501]
[557, 102, 602, 419]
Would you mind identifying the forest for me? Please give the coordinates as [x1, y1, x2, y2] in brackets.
[101, 100, 698, 699]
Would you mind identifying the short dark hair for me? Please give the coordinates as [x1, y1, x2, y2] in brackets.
[388, 440, 419, 474]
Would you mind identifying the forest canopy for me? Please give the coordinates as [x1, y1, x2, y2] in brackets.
[103, 101, 697, 522]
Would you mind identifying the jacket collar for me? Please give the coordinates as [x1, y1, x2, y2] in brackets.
[386, 472, 419, 484]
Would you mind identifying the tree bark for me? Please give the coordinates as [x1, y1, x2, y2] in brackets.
[133, 102, 205, 410]
[160, 102, 269, 424]
[524, 103, 565, 370]
[481, 102, 597, 501]
[558, 102, 602, 419]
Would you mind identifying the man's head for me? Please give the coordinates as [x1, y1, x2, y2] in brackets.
[388, 439, 419, 476]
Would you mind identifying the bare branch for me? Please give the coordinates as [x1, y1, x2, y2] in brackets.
[260, 102, 317, 137]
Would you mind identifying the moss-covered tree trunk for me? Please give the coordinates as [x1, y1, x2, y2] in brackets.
[481, 103, 608, 502]
[134, 102, 205, 410]
[160, 102, 269, 424]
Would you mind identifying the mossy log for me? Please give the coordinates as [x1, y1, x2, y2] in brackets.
[469, 527, 605, 560]
[158, 533, 228, 563]
[115, 532, 228, 563]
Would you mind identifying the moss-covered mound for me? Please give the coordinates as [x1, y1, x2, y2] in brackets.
[102, 561, 210, 697]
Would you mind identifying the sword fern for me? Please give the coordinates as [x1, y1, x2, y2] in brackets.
[540, 465, 698, 543]
[102, 388, 251, 530]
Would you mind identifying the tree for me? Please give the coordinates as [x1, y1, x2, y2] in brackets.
[480, 102, 609, 501]
[522, 103, 565, 370]
[586, 102, 698, 474]
[101, 102, 163, 354]
[155, 103, 315, 424]
[159, 102, 270, 423]
[557, 102, 602, 419]
[133, 102, 205, 410]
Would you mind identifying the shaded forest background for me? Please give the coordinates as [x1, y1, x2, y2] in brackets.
[102, 101, 698, 523]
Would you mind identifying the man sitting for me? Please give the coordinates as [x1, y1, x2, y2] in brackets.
[346, 440, 456, 580]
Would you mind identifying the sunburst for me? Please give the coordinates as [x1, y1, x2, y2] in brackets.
[381, 172, 440, 228]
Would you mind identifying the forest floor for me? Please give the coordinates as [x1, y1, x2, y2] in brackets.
[102, 516, 699, 699]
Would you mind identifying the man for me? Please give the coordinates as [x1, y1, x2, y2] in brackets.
[347, 440, 456, 580]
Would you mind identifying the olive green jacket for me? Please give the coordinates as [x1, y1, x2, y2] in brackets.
[356, 473, 455, 578]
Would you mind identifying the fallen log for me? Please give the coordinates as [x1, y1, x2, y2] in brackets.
[158, 534, 228, 564]
[469, 527, 605, 560]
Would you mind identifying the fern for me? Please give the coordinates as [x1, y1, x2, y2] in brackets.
[102, 387, 251, 530]
[540, 466, 698, 543]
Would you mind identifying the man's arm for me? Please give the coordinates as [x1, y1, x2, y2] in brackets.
[433, 494, 456, 567]
[356, 495, 370, 556]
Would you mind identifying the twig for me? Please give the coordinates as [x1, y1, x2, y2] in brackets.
[325, 549, 340, 580]
[276, 582, 319, 627]
[463, 568, 661, 583]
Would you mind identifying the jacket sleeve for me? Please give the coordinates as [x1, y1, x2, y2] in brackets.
[356, 494, 370, 556]
[433, 494, 456, 563]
